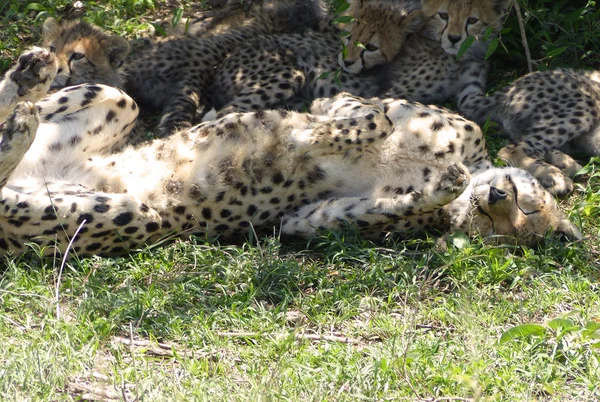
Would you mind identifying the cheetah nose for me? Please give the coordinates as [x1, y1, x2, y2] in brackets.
[448, 35, 462, 45]
[343, 60, 356, 68]
[488, 187, 508, 204]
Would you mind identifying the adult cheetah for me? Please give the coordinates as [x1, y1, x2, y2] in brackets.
[0, 48, 581, 257]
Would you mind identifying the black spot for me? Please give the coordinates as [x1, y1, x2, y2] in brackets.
[145, 222, 160, 232]
[106, 110, 116, 122]
[113, 212, 133, 226]
[58, 97, 69, 104]
[140, 203, 149, 212]
[124, 226, 138, 234]
[220, 209, 232, 218]
[77, 213, 94, 224]
[202, 208, 212, 219]
[85, 243, 102, 252]
[93, 204, 110, 213]
[247, 205, 258, 216]
[117, 99, 127, 108]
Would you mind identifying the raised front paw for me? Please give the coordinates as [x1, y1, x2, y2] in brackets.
[1, 102, 39, 152]
[436, 163, 470, 194]
[10, 47, 57, 99]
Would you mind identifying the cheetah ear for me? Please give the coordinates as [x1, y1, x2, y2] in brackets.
[555, 218, 583, 242]
[402, 9, 425, 33]
[101, 35, 130, 69]
[42, 17, 61, 43]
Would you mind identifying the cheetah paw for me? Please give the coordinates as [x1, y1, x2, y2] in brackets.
[430, 163, 470, 206]
[10, 47, 57, 100]
[0, 102, 39, 153]
[537, 167, 573, 197]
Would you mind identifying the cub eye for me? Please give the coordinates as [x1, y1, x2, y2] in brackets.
[365, 43, 379, 52]
[467, 17, 479, 24]
[438, 12, 449, 20]
[49, 45, 56, 53]
[71, 52, 85, 61]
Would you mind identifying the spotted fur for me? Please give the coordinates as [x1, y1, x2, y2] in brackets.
[0, 49, 581, 257]
[456, 57, 600, 197]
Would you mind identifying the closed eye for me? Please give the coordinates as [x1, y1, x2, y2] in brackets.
[508, 176, 541, 216]
[365, 43, 379, 52]
[438, 12, 449, 20]
[467, 17, 479, 25]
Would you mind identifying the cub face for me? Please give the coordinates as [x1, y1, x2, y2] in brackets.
[450, 168, 582, 246]
[420, 0, 510, 56]
[338, 0, 423, 74]
[42, 18, 129, 89]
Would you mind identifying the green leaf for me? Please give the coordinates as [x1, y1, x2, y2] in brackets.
[332, 16, 355, 25]
[172, 7, 183, 28]
[548, 318, 575, 331]
[456, 35, 475, 60]
[499, 324, 546, 344]
[485, 39, 499, 60]
[482, 25, 494, 41]
[447, 232, 470, 249]
[24, 3, 46, 11]
[353, 41, 366, 50]
[150, 23, 168, 37]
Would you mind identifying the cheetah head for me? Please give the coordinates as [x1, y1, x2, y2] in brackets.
[338, 0, 423, 74]
[448, 167, 582, 246]
[420, 0, 511, 56]
[42, 17, 130, 90]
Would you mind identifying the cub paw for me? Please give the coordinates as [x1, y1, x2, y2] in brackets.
[545, 149, 582, 177]
[0, 102, 39, 152]
[10, 47, 57, 98]
[436, 163, 470, 194]
[537, 166, 573, 197]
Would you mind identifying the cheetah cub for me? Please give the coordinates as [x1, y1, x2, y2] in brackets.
[457, 58, 600, 197]
[0, 48, 581, 257]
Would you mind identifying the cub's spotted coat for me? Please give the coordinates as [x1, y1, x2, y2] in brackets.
[0, 48, 581, 257]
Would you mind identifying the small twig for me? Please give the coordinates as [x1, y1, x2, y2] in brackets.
[0, 314, 26, 331]
[214, 331, 364, 344]
[113, 336, 174, 357]
[513, 0, 533, 72]
[129, 322, 139, 402]
[55, 219, 87, 319]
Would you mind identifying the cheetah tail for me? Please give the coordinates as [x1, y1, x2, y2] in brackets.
[456, 58, 501, 126]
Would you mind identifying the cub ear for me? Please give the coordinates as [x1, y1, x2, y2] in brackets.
[101, 35, 130, 68]
[402, 9, 425, 33]
[555, 217, 583, 242]
[42, 17, 61, 43]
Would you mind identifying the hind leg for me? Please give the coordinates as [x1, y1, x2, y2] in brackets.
[498, 143, 574, 197]
[0, 102, 38, 187]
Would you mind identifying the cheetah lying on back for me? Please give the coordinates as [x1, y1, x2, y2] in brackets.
[0, 48, 581, 257]
[457, 58, 600, 197]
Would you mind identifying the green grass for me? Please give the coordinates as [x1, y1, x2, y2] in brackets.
[1, 1, 600, 400]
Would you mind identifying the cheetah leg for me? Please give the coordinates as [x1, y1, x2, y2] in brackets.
[0, 47, 57, 122]
[291, 94, 394, 158]
[214, 66, 305, 118]
[12, 84, 139, 180]
[158, 84, 201, 136]
[545, 149, 582, 177]
[0, 102, 39, 189]
[498, 143, 574, 197]
[282, 163, 469, 236]
[0, 183, 168, 256]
